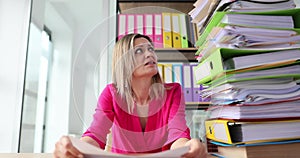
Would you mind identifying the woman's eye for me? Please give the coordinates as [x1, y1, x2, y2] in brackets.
[135, 48, 143, 54]
[148, 47, 154, 52]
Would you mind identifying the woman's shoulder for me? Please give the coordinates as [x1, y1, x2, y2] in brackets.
[164, 82, 182, 90]
[100, 83, 117, 95]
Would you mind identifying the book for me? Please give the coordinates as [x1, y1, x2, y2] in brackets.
[69, 137, 189, 158]
[205, 119, 300, 144]
[217, 140, 300, 158]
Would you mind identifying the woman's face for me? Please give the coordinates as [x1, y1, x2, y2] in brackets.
[132, 37, 158, 79]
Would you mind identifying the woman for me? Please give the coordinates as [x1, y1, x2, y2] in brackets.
[54, 33, 207, 158]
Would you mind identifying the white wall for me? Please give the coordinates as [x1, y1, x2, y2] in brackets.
[0, 0, 31, 152]
[0, 0, 116, 152]
[68, 0, 116, 136]
[43, 1, 73, 152]
[43, 0, 116, 152]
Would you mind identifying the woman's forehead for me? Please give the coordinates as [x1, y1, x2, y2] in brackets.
[134, 37, 151, 46]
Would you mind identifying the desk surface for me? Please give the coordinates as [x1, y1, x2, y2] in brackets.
[0, 153, 217, 158]
[0, 153, 53, 158]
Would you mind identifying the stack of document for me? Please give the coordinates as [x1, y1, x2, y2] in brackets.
[212, 26, 300, 48]
[205, 119, 300, 144]
[193, 48, 300, 85]
[192, 6, 300, 156]
[222, 14, 294, 29]
[222, 49, 300, 70]
[204, 75, 300, 105]
[208, 98, 300, 120]
[197, 25, 300, 62]
[195, 8, 300, 62]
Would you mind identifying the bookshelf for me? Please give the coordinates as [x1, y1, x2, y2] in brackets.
[185, 102, 210, 110]
[116, 0, 211, 110]
[155, 48, 197, 62]
[117, 0, 195, 14]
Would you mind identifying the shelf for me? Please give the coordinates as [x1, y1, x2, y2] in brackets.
[185, 102, 211, 110]
[118, 0, 195, 2]
[118, 1, 194, 14]
[156, 48, 198, 62]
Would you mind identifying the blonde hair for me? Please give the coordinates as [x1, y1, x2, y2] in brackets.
[112, 33, 164, 113]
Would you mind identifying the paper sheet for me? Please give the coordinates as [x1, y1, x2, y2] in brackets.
[70, 137, 189, 158]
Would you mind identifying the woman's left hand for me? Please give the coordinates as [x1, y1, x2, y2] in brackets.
[181, 138, 207, 158]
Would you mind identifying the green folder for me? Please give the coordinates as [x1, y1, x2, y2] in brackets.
[179, 14, 189, 48]
[193, 48, 300, 85]
[195, 8, 300, 55]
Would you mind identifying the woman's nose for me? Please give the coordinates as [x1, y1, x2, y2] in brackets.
[145, 52, 152, 58]
[145, 50, 153, 58]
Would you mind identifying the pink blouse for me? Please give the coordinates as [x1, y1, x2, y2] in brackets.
[82, 83, 191, 154]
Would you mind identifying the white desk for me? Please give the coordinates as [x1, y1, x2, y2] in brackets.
[0, 153, 53, 158]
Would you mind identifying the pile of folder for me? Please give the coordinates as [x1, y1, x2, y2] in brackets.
[191, 1, 300, 157]
[117, 13, 198, 49]
[189, 0, 298, 47]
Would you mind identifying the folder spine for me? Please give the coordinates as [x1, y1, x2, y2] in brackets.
[153, 14, 163, 48]
[162, 13, 173, 48]
[143, 14, 154, 43]
[171, 13, 182, 48]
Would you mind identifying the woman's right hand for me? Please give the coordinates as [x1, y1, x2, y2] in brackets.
[53, 136, 84, 158]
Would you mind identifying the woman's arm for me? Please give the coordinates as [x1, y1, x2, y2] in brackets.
[171, 138, 207, 158]
[168, 84, 207, 158]
[53, 136, 101, 158]
[82, 84, 115, 149]
[170, 137, 189, 149]
[80, 136, 100, 148]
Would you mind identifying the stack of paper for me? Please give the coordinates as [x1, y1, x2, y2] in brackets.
[223, 49, 300, 70]
[205, 119, 300, 144]
[221, 14, 294, 28]
[211, 26, 300, 49]
[206, 73, 300, 105]
[208, 98, 300, 119]
[195, 8, 300, 62]
[191, 5, 300, 157]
